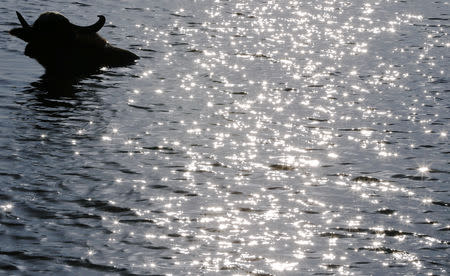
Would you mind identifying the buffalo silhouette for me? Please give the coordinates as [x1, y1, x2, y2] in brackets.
[10, 11, 139, 77]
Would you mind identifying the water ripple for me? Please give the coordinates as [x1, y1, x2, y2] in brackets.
[0, 0, 449, 275]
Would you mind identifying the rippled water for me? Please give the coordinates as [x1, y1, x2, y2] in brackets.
[0, 0, 449, 275]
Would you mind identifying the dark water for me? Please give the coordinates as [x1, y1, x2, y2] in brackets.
[0, 0, 449, 275]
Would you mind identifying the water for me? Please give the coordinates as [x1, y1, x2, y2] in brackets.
[0, 0, 448, 275]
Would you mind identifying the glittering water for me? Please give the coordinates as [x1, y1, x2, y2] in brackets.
[0, 0, 449, 275]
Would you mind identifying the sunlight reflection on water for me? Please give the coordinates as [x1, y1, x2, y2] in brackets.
[0, 0, 448, 275]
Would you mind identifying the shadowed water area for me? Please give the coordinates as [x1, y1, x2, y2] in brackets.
[0, 0, 449, 275]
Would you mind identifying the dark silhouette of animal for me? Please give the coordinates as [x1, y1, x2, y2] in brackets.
[10, 11, 139, 76]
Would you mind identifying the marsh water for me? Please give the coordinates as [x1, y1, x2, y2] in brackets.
[0, 0, 449, 275]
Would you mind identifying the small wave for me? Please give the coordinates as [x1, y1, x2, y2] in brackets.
[356, 247, 404, 254]
[269, 164, 296, 171]
[319, 232, 349, 238]
[64, 258, 130, 274]
[0, 250, 53, 261]
[428, 18, 448, 21]
[432, 201, 449, 207]
[351, 176, 380, 183]
[0, 261, 18, 271]
[375, 208, 396, 215]
[119, 219, 154, 225]
[74, 199, 134, 214]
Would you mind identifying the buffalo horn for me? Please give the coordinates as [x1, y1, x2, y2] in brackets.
[71, 15, 105, 33]
[16, 11, 30, 28]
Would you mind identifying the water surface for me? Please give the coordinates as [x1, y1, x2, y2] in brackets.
[0, 0, 449, 275]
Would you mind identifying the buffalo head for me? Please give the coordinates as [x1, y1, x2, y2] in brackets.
[10, 11, 139, 76]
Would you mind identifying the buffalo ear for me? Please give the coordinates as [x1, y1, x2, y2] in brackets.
[10, 27, 32, 42]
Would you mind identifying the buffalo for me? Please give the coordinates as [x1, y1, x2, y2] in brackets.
[10, 11, 139, 77]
